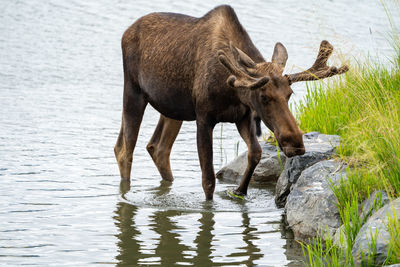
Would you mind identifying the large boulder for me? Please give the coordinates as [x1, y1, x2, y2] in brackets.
[216, 142, 286, 183]
[360, 190, 390, 223]
[352, 198, 400, 266]
[285, 159, 346, 241]
[275, 132, 340, 207]
[217, 132, 340, 186]
[333, 223, 348, 251]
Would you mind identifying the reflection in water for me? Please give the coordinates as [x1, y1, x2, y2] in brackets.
[241, 212, 263, 266]
[153, 210, 189, 266]
[114, 200, 140, 266]
[152, 179, 174, 197]
[114, 182, 297, 266]
[115, 180, 140, 266]
[193, 211, 214, 266]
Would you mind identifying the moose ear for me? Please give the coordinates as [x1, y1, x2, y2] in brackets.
[271, 42, 288, 71]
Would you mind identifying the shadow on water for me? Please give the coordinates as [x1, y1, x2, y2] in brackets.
[114, 180, 303, 266]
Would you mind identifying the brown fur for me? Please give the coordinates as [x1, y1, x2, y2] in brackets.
[114, 5, 346, 200]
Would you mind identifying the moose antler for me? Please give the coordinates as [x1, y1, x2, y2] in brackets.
[287, 40, 349, 83]
[218, 49, 269, 90]
[230, 42, 256, 68]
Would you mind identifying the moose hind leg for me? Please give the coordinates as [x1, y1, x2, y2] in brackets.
[146, 115, 182, 181]
[114, 84, 147, 180]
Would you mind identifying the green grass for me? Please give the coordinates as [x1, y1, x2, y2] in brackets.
[301, 233, 345, 267]
[295, 39, 400, 266]
[386, 209, 400, 264]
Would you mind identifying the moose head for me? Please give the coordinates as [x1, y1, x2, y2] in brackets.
[218, 40, 348, 157]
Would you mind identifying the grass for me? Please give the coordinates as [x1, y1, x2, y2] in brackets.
[295, 36, 400, 266]
[386, 209, 400, 264]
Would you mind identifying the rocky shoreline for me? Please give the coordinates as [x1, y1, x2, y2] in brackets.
[216, 132, 400, 266]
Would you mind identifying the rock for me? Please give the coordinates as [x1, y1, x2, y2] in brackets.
[333, 224, 348, 251]
[216, 142, 286, 183]
[352, 198, 400, 267]
[360, 190, 390, 223]
[275, 132, 340, 207]
[384, 265, 400, 267]
[285, 159, 346, 241]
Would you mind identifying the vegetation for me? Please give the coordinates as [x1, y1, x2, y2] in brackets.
[295, 34, 400, 266]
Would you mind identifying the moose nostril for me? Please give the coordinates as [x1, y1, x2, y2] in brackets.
[283, 146, 305, 158]
[279, 134, 305, 157]
[275, 129, 305, 157]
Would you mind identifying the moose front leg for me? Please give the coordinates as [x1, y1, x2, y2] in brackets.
[234, 114, 262, 196]
[196, 120, 216, 200]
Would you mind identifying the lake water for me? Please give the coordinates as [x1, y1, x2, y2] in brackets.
[0, 0, 398, 266]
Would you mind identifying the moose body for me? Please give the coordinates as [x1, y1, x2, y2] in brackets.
[114, 5, 348, 200]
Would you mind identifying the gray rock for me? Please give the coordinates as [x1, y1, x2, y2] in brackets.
[333, 224, 348, 251]
[275, 132, 340, 207]
[384, 265, 400, 267]
[352, 198, 400, 267]
[360, 190, 390, 223]
[216, 142, 286, 183]
[285, 159, 346, 241]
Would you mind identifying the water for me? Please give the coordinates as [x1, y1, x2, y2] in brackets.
[0, 0, 397, 266]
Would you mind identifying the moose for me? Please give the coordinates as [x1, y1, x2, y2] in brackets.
[114, 5, 348, 200]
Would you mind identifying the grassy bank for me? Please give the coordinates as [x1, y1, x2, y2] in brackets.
[295, 39, 400, 266]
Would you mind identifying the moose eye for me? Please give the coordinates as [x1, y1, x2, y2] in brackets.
[260, 95, 270, 104]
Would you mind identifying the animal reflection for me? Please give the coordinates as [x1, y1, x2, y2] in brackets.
[114, 181, 268, 266]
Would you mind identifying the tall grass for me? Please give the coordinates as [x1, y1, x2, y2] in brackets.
[297, 42, 400, 199]
[386, 209, 400, 264]
[296, 40, 400, 265]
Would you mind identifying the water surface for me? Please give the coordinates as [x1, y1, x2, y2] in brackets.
[0, 0, 397, 266]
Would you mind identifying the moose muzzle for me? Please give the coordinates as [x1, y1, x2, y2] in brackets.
[276, 130, 305, 158]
